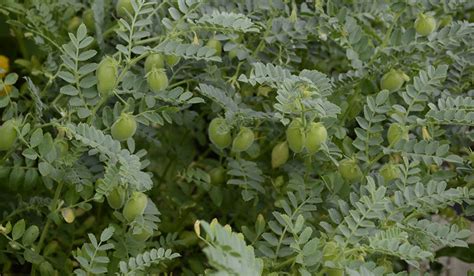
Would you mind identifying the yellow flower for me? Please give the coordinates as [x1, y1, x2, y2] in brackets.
[0, 55, 10, 78]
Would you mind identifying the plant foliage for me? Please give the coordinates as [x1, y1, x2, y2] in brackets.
[0, 0, 473, 275]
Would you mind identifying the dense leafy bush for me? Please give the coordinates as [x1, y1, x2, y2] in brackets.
[0, 0, 473, 275]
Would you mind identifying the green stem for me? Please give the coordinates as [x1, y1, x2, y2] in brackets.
[102, 24, 119, 39]
[304, 155, 312, 181]
[0, 205, 40, 224]
[168, 79, 191, 89]
[252, 19, 273, 58]
[273, 197, 312, 261]
[86, 240, 104, 276]
[36, 181, 64, 252]
[31, 181, 64, 275]
[13, 27, 29, 60]
[273, 256, 297, 270]
[135, 36, 162, 46]
[367, 9, 405, 67]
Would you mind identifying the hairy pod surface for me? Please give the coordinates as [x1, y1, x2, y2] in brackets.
[286, 119, 305, 153]
[123, 192, 148, 222]
[232, 127, 255, 152]
[111, 114, 137, 141]
[415, 13, 437, 36]
[305, 122, 327, 154]
[96, 57, 118, 95]
[271, 142, 289, 168]
[208, 118, 232, 149]
[339, 159, 363, 182]
[147, 68, 169, 92]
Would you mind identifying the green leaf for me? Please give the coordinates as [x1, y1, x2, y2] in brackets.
[436, 244, 474, 263]
[100, 226, 115, 242]
[38, 162, 53, 176]
[24, 249, 44, 264]
[22, 148, 38, 160]
[12, 219, 26, 241]
[30, 129, 44, 148]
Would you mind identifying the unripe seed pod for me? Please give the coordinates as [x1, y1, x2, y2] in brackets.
[116, 0, 134, 18]
[165, 55, 181, 67]
[271, 142, 289, 168]
[380, 163, 400, 182]
[67, 16, 82, 33]
[323, 241, 339, 261]
[387, 123, 409, 145]
[415, 13, 437, 36]
[144, 53, 165, 73]
[107, 186, 127, 209]
[208, 118, 232, 149]
[206, 38, 222, 56]
[61, 208, 75, 224]
[439, 15, 452, 28]
[123, 192, 148, 222]
[274, 175, 285, 187]
[339, 159, 363, 182]
[380, 69, 409, 92]
[132, 227, 153, 241]
[209, 167, 226, 186]
[111, 114, 137, 141]
[83, 9, 95, 32]
[305, 122, 327, 154]
[232, 127, 254, 152]
[147, 68, 169, 92]
[96, 57, 118, 95]
[286, 119, 305, 153]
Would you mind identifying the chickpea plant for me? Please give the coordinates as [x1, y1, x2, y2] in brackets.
[0, 0, 473, 275]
